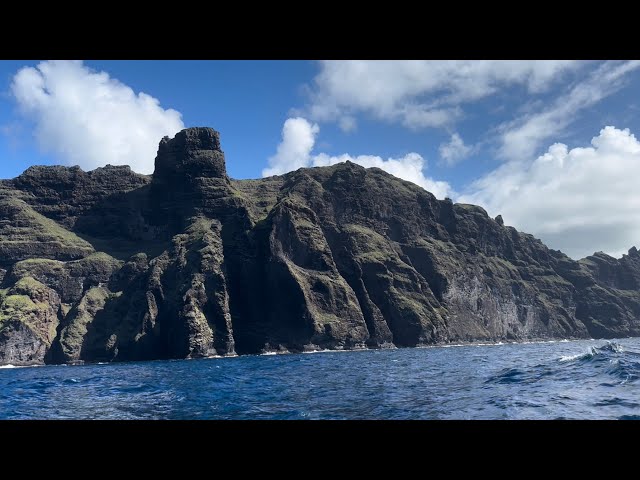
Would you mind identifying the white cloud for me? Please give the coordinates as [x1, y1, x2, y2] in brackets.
[439, 133, 472, 166]
[262, 117, 319, 176]
[264, 117, 453, 199]
[497, 60, 640, 161]
[460, 126, 640, 259]
[10, 60, 184, 174]
[306, 60, 584, 129]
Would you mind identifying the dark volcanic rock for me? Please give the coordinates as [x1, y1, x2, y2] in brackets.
[0, 277, 61, 365]
[572, 248, 640, 338]
[1, 126, 640, 365]
[7, 164, 150, 229]
[0, 197, 94, 264]
[6, 253, 123, 303]
[149, 127, 233, 232]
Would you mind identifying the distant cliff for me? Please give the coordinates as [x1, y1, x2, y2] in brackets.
[1, 127, 639, 365]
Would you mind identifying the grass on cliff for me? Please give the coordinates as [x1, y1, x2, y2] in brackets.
[69, 252, 123, 271]
[0, 197, 94, 254]
[231, 178, 283, 222]
[0, 277, 51, 340]
[13, 251, 123, 277]
[58, 286, 111, 359]
[342, 224, 394, 263]
[12, 276, 46, 291]
[11, 258, 66, 277]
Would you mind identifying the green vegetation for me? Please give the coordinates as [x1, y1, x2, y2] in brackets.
[0, 277, 54, 341]
[342, 223, 383, 237]
[0, 198, 94, 260]
[342, 224, 393, 264]
[184, 217, 215, 237]
[2, 199, 90, 246]
[58, 286, 110, 360]
[1, 294, 37, 318]
[69, 251, 123, 272]
[14, 258, 63, 266]
[12, 276, 48, 293]
[231, 177, 283, 222]
[484, 256, 519, 276]
[394, 294, 428, 313]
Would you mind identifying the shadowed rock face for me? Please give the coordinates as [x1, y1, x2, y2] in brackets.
[1, 126, 639, 365]
[149, 127, 232, 231]
[0, 277, 60, 365]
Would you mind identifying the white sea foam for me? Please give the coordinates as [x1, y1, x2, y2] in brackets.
[419, 338, 584, 351]
[559, 353, 584, 362]
[302, 348, 364, 355]
[0, 363, 42, 369]
[558, 342, 624, 362]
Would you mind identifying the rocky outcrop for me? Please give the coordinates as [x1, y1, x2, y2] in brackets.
[7, 253, 123, 303]
[148, 128, 233, 231]
[0, 277, 61, 365]
[1, 126, 639, 365]
[572, 248, 640, 338]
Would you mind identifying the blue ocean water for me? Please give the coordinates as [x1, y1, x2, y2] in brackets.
[1, 338, 640, 419]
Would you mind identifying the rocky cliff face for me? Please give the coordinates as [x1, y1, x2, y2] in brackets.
[1, 127, 639, 365]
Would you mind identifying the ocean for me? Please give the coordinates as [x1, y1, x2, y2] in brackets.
[1, 338, 639, 419]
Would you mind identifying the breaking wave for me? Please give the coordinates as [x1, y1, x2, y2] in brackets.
[487, 342, 640, 387]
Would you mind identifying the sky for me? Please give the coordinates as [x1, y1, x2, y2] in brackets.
[1, 60, 640, 260]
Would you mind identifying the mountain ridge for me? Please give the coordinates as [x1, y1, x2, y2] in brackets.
[1, 127, 639, 366]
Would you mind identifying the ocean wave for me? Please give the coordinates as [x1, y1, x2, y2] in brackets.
[559, 353, 584, 362]
[487, 341, 640, 386]
[556, 342, 640, 384]
[559, 342, 625, 363]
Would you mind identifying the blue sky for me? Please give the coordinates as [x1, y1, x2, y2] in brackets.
[2, 60, 640, 260]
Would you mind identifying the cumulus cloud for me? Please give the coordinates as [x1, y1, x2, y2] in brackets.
[439, 133, 472, 166]
[10, 60, 184, 174]
[264, 117, 453, 199]
[497, 60, 640, 161]
[460, 126, 640, 259]
[305, 60, 584, 129]
[262, 117, 319, 177]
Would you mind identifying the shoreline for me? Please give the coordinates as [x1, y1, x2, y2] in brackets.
[1, 336, 629, 369]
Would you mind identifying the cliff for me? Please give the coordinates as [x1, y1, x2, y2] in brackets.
[1, 127, 639, 365]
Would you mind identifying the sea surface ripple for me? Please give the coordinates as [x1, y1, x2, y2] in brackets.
[1, 338, 639, 419]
